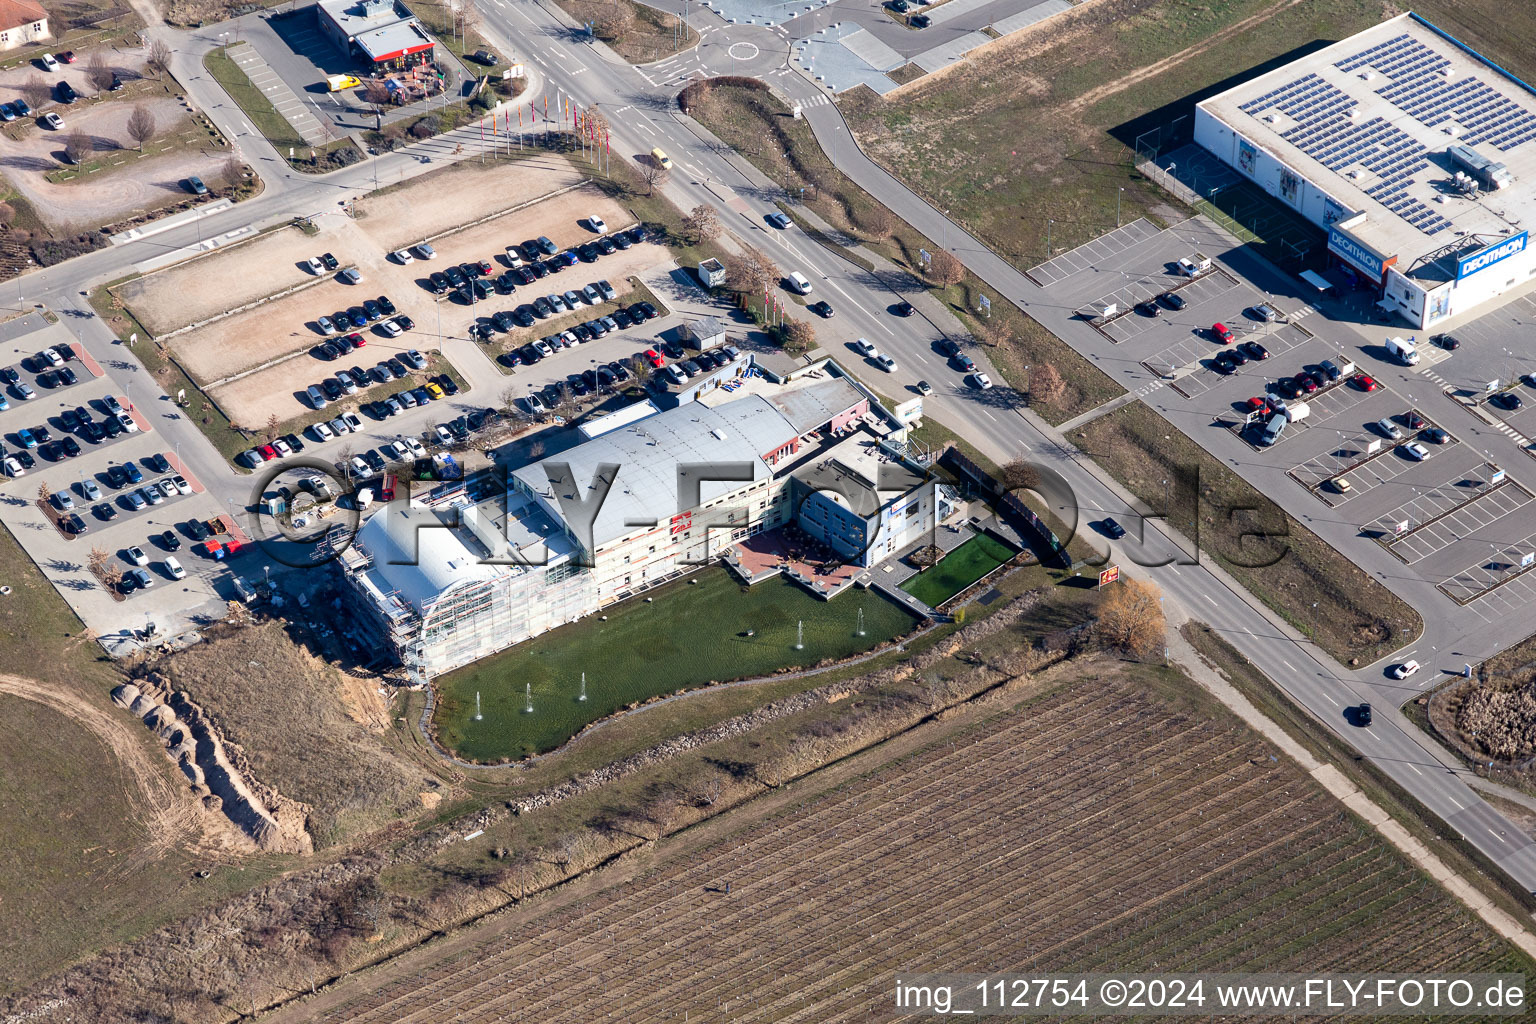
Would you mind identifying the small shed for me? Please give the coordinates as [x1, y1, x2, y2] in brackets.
[692, 316, 727, 349]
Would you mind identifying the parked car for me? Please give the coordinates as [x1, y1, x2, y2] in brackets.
[1211, 322, 1234, 344]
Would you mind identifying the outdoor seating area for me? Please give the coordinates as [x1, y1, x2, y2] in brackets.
[726, 524, 864, 598]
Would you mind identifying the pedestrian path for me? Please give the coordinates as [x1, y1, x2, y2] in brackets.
[227, 42, 330, 148]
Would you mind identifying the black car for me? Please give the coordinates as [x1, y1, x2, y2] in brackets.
[435, 374, 460, 396]
[513, 266, 536, 286]
[146, 453, 171, 473]
[532, 297, 554, 318]
[1494, 392, 1525, 411]
[107, 464, 129, 488]
[1135, 300, 1161, 317]
[396, 314, 414, 331]
[1227, 347, 1248, 366]
[463, 260, 486, 279]
[347, 308, 368, 328]
[363, 450, 387, 473]
[60, 436, 81, 458]
[520, 344, 543, 364]
[512, 308, 536, 328]
[528, 260, 549, 279]
[492, 311, 516, 332]
[611, 232, 632, 250]
[58, 367, 77, 386]
[1211, 354, 1235, 375]
[573, 323, 595, 342]
[810, 300, 835, 318]
[386, 358, 408, 378]
[613, 308, 634, 329]
[596, 236, 616, 256]
[317, 342, 339, 361]
[56, 81, 77, 104]
[362, 300, 383, 321]
[335, 335, 355, 354]
[596, 366, 616, 387]
[283, 432, 306, 453]
[625, 226, 645, 244]
[444, 265, 466, 287]
[542, 258, 565, 276]
[577, 242, 600, 262]
[635, 301, 659, 320]
[320, 253, 339, 270]
[321, 379, 343, 401]
[1357, 702, 1372, 726]
[893, 301, 916, 317]
[188, 518, 211, 541]
[587, 318, 608, 336]
[160, 530, 182, 551]
[0, 366, 16, 384]
[95, 502, 118, 521]
[1158, 291, 1187, 310]
[1102, 517, 1127, 539]
[377, 295, 396, 315]
[495, 272, 517, 294]
[81, 421, 105, 443]
[1434, 334, 1460, 350]
[910, 13, 930, 27]
[568, 374, 590, 396]
[60, 407, 82, 430]
[936, 338, 961, 358]
[536, 236, 559, 256]
[1241, 340, 1269, 361]
[429, 272, 450, 294]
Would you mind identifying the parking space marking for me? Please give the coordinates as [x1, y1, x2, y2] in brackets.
[1438, 522, 1536, 604]
[1384, 476, 1529, 564]
[1024, 219, 1165, 288]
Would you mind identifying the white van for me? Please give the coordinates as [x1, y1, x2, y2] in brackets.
[164, 556, 186, 581]
[787, 271, 813, 295]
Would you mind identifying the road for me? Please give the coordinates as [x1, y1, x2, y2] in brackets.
[17, 0, 1536, 890]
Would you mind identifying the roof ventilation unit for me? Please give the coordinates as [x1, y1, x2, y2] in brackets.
[1448, 143, 1513, 190]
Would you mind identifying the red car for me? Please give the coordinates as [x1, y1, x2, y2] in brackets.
[1212, 322, 1234, 344]
[643, 348, 664, 369]
[59, 50, 76, 63]
[1245, 396, 1271, 417]
[346, 332, 366, 348]
[1295, 373, 1318, 394]
[258, 443, 277, 461]
[1354, 373, 1379, 392]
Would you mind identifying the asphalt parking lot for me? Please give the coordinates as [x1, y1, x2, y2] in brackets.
[1033, 212, 1536, 623]
[0, 317, 237, 643]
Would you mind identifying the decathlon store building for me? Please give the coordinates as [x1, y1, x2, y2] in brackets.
[1194, 12, 1536, 329]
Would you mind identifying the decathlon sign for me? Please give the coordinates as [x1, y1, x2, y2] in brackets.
[1457, 231, 1529, 280]
[1328, 227, 1391, 278]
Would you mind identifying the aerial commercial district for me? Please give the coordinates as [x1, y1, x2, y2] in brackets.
[10, 0, 1536, 1019]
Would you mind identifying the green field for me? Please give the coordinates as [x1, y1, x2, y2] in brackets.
[901, 532, 1016, 608]
[435, 570, 919, 760]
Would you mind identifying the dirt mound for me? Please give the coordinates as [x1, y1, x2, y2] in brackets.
[117, 675, 313, 855]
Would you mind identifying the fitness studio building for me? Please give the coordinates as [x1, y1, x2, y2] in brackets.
[1194, 12, 1536, 329]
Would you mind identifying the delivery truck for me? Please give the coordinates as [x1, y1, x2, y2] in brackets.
[1385, 336, 1419, 366]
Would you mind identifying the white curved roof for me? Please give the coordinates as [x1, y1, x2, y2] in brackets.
[356, 506, 506, 613]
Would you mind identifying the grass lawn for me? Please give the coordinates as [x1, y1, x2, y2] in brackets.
[204, 46, 362, 173]
[1077, 403, 1420, 665]
[435, 570, 920, 761]
[550, 0, 700, 63]
[901, 532, 1016, 607]
[683, 81, 1118, 423]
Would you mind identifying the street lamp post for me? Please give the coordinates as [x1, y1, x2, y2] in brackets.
[1117, 187, 1124, 229]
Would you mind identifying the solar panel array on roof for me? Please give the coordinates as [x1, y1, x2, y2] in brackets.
[1333, 30, 1536, 152]
[1238, 73, 1354, 124]
[1334, 33, 1449, 79]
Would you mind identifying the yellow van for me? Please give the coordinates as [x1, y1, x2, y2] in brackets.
[651, 148, 673, 170]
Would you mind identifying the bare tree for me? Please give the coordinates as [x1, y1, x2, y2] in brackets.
[1031, 362, 1066, 405]
[362, 79, 391, 130]
[336, 442, 356, 477]
[86, 50, 114, 95]
[926, 248, 964, 288]
[639, 161, 669, 195]
[0, 202, 13, 228]
[726, 244, 779, 293]
[999, 456, 1039, 493]
[628, 354, 652, 387]
[22, 75, 49, 114]
[264, 413, 280, 442]
[37, 481, 51, 504]
[859, 204, 897, 243]
[101, 560, 124, 592]
[221, 156, 245, 187]
[64, 131, 93, 165]
[147, 37, 173, 78]
[88, 546, 111, 577]
[1095, 578, 1165, 658]
[683, 203, 721, 244]
[126, 104, 156, 152]
[782, 318, 815, 355]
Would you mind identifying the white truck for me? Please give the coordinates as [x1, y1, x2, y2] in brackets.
[1178, 252, 1213, 277]
[1285, 400, 1312, 423]
[1259, 400, 1310, 446]
[1385, 336, 1419, 366]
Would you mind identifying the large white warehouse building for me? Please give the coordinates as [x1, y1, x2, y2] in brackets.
[1195, 12, 1536, 329]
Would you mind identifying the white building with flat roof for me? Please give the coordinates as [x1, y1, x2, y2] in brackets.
[1195, 12, 1536, 328]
